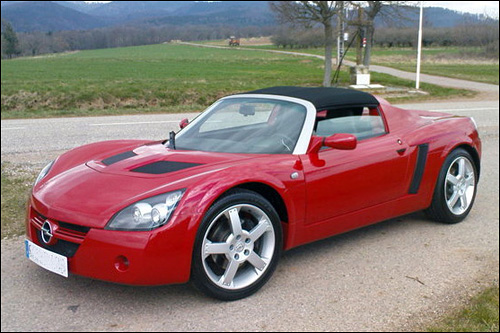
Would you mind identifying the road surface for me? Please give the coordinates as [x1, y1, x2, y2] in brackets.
[1, 100, 498, 331]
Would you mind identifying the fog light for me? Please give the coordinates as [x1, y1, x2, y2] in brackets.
[114, 255, 130, 272]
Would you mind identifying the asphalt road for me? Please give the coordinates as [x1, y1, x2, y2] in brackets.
[1, 100, 499, 331]
[2, 100, 498, 167]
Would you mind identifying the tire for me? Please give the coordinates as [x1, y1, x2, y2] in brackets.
[191, 189, 282, 301]
[425, 148, 478, 223]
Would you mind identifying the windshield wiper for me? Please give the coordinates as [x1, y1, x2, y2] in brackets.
[168, 131, 176, 150]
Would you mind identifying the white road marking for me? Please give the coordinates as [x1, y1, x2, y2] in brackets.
[430, 107, 499, 112]
[1, 127, 26, 131]
[89, 121, 179, 126]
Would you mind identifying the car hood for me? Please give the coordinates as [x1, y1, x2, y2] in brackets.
[32, 141, 255, 228]
[85, 142, 251, 178]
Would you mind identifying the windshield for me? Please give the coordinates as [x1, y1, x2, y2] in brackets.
[175, 98, 307, 154]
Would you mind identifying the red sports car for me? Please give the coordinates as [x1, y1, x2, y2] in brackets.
[25, 87, 481, 300]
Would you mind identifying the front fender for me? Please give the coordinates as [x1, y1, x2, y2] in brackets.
[179, 156, 306, 236]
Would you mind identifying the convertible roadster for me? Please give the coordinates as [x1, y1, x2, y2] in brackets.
[25, 86, 481, 300]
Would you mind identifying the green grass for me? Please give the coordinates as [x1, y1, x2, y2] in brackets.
[245, 45, 499, 85]
[1, 44, 328, 119]
[1, 163, 36, 238]
[374, 62, 499, 85]
[367, 47, 499, 85]
[427, 286, 499, 332]
[1, 43, 476, 119]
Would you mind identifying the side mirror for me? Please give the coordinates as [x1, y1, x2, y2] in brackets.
[179, 118, 189, 129]
[324, 133, 357, 150]
[309, 133, 357, 154]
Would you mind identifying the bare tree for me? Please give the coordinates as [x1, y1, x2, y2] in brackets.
[348, 1, 414, 67]
[270, 1, 339, 87]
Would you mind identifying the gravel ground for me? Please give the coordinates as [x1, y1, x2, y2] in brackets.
[1, 108, 498, 332]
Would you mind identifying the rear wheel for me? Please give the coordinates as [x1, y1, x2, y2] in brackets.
[426, 148, 477, 223]
[191, 189, 282, 300]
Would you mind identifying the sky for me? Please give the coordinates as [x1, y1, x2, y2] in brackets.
[85, 1, 500, 18]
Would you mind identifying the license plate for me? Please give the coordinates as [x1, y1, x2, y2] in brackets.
[25, 239, 68, 278]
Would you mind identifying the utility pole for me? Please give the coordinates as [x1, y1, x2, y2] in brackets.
[337, 1, 345, 65]
[416, 1, 423, 90]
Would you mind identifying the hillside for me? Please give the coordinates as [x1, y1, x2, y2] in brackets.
[88, 1, 194, 20]
[1, 1, 497, 33]
[0, 1, 105, 32]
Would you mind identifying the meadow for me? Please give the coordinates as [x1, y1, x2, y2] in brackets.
[1, 43, 472, 119]
[1, 43, 325, 119]
[238, 43, 500, 85]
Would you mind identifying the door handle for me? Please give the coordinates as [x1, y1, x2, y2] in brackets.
[397, 148, 407, 155]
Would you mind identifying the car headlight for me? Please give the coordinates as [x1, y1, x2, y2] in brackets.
[106, 189, 185, 231]
[34, 161, 55, 186]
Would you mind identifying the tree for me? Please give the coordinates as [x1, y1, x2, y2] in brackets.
[270, 1, 339, 87]
[1, 19, 20, 59]
[348, 1, 414, 67]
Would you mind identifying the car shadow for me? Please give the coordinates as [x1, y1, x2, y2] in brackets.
[27, 210, 441, 306]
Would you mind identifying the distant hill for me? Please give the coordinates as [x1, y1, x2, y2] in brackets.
[375, 5, 498, 28]
[422, 7, 497, 27]
[145, 1, 275, 27]
[1, 1, 105, 32]
[88, 1, 194, 21]
[54, 1, 105, 13]
[1, 1, 497, 33]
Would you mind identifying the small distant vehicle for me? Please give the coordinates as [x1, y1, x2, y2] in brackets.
[25, 87, 480, 301]
[229, 36, 240, 46]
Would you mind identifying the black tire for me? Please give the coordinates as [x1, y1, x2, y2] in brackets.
[425, 148, 478, 223]
[191, 189, 282, 301]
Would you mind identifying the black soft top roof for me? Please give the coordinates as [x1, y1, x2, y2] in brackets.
[245, 86, 379, 110]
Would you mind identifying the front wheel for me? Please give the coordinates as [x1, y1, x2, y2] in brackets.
[425, 148, 478, 223]
[191, 189, 282, 300]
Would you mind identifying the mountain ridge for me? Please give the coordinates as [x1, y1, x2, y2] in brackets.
[1, 1, 497, 33]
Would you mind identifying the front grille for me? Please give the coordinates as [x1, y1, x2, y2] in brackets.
[31, 210, 90, 258]
[36, 230, 80, 257]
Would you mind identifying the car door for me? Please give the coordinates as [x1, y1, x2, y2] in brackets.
[300, 106, 410, 226]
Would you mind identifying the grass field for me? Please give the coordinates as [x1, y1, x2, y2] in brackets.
[1, 43, 473, 119]
[367, 47, 499, 85]
[239, 44, 499, 85]
[1, 44, 327, 119]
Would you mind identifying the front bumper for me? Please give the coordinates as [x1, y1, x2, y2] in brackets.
[26, 205, 199, 286]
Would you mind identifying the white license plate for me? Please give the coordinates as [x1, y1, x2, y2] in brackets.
[25, 239, 68, 278]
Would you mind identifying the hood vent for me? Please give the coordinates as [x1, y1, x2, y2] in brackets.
[102, 151, 137, 166]
[131, 161, 201, 175]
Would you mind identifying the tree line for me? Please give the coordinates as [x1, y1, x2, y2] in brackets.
[271, 22, 499, 58]
[1, 21, 275, 59]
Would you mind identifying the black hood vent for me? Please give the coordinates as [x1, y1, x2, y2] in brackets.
[102, 151, 137, 166]
[131, 161, 201, 174]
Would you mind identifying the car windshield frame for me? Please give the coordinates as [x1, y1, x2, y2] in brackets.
[174, 95, 317, 155]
